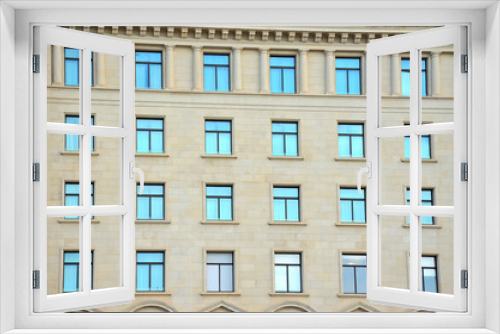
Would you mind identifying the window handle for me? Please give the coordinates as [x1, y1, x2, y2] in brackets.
[357, 162, 372, 194]
[129, 161, 145, 195]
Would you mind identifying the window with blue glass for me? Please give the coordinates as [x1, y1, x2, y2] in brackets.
[136, 252, 165, 292]
[342, 254, 366, 294]
[203, 54, 230, 92]
[339, 188, 366, 223]
[270, 56, 296, 94]
[274, 253, 302, 293]
[206, 252, 234, 292]
[335, 58, 361, 95]
[64, 182, 94, 219]
[65, 115, 95, 151]
[338, 124, 364, 158]
[206, 185, 233, 221]
[273, 187, 300, 222]
[401, 58, 427, 96]
[404, 134, 431, 159]
[63, 251, 93, 293]
[135, 51, 162, 89]
[406, 189, 434, 224]
[272, 122, 298, 156]
[137, 184, 165, 220]
[422, 256, 438, 293]
[64, 48, 93, 86]
[205, 120, 232, 155]
[136, 119, 164, 153]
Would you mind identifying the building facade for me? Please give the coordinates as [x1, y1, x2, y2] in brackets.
[45, 26, 454, 313]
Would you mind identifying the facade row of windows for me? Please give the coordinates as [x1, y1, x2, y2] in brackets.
[62, 251, 438, 294]
[63, 183, 436, 225]
[64, 117, 433, 160]
[63, 49, 426, 96]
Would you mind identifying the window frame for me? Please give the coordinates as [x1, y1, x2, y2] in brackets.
[203, 53, 231, 92]
[135, 50, 163, 89]
[401, 57, 428, 96]
[335, 57, 362, 95]
[271, 120, 299, 157]
[337, 122, 365, 158]
[273, 252, 303, 294]
[269, 55, 297, 94]
[341, 252, 367, 295]
[6, 4, 494, 333]
[135, 251, 166, 293]
[135, 118, 165, 154]
[205, 251, 235, 293]
[339, 187, 366, 224]
[272, 185, 301, 223]
[136, 183, 165, 221]
[62, 251, 94, 292]
[204, 119, 233, 155]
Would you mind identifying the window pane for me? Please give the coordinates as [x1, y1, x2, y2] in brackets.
[283, 68, 296, 93]
[137, 252, 164, 263]
[65, 183, 79, 194]
[274, 266, 287, 292]
[65, 195, 79, 207]
[421, 256, 436, 267]
[339, 188, 364, 200]
[136, 52, 162, 63]
[338, 124, 363, 134]
[220, 265, 233, 292]
[137, 119, 163, 130]
[65, 59, 79, 86]
[207, 253, 233, 264]
[342, 267, 355, 294]
[404, 136, 411, 158]
[275, 253, 300, 264]
[150, 131, 164, 153]
[206, 186, 232, 196]
[288, 266, 301, 292]
[63, 264, 79, 292]
[272, 123, 297, 133]
[206, 198, 218, 220]
[64, 252, 80, 263]
[351, 136, 364, 158]
[422, 71, 427, 96]
[149, 64, 162, 89]
[422, 136, 431, 159]
[270, 68, 282, 93]
[150, 264, 164, 291]
[352, 201, 366, 223]
[141, 185, 164, 195]
[206, 264, 219, 292]
[286, 199, 299, 221]
[336, 58, 360, 69]
[65, 134, 79, 151]
[340, 200, 353, 222]
[270, 56, 295, 67]
[217, 67, 230, 91]
[206, 120, 231, 131]
[150, 197, 164, 219]
[204, 54, 229, 65]
[285, 134, 298, 156]
[219, 198, 232, 220]
[338, 136, 350, 157]
[136, 197, 150, 219]
[204, 66, 216, 91]
[272, 134, 284, 156]
[205, 132, 218, 154]
[136, 63, 148, 89]
[348, 70, 361, 94]
[336, 70, 347, 94]
[136, 131, 150, 153]
[218, 133, 231, 155]
[356, 267, 367, 293]
[136, 264, 150, 291]
[274, 187, 299, 198]
[423, 268, 437, 293]
[401, 71, 410, 96]
[273, 199, 285, 221]
[342, 255, 367, 266]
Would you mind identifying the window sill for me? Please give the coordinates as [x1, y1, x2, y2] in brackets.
[201, 154, 237, 159]
[60, 151, 99, 156]
[135, 220, 171, 224]
[268, 156, 304, 161]
[135, 153, 169, 157]
[200, 292, 241, 296]
[401, 158, 438, 163]
[269, 293, 309, 297]
[269, 221, 307, 226]
[58, 219, 100, 224]
[201, 220, 239, 225]
[335, 222, 367, 226]
[402, 224, 442, 229]
[334, 157, 366, 162]
[135, 292, 171, 296]
[337, 293, 367, 298]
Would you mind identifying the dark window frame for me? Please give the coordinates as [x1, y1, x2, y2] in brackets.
[206, 251, 234, 292]
[342, 254, 367, 294]
[62, 251, 93, 293]
[64, 48, 93, 87]
[339, 187, 366, 223]
[273, 186, 300, 222]
[271, 121, 299, 157]
[136, 251, 165, 292]
[136, 118, 164, 153]
[421, 255, 438, 293]
[203, 53, 231, 92]
[335, 57, 361, 95]
[401, 57, 428, 96]
[136, 184, 165, 220]
[269, 55, 297, 94]
[64, 115, 95, 152]
[135, 51, 163, 89]
[274, 252, 302, 293]
[338, 123, 365, 158]
[205, 185, 233, 221]
[205, 120, 232, 155]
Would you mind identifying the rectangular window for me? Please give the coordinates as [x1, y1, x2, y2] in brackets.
[338, 124, 364, 158]
[273, 186, 300, 222]
[406, 189, 434, 224]
[401, 58, 427, 96]
[63, 251, 93, 292]
[272, 122, 298, 156]
[422, 256, 438, 293]
[64, 48, 93, 86]
[65, 115, 95, 151]
[206, 185, 233, 221]
[405, 134, 431, 159]
[335, 58, 361, 95]
[342, 254, 367, 294]
[206, 252, 234, 292]
[274, 253, 302, 293]
[136, 252, 165, 292]
[339, 188, 366, 223]
[203, 54, 230, 91]
[205, 120, 232, 155]
[270, 56, 296, 93]
[136, 184, 165, 220]
[135, 51, 162, 89]
[136, 119, 164, 153]
[64, 182, 94, 219]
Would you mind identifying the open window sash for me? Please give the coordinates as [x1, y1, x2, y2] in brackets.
[33, 26, 136, 312]
[365, 26, 467, 312]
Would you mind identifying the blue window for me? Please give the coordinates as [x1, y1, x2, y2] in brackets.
[274, 253, 302, 293]
[136, 51, 162, 89]
[64, 182, 94, 219]
[422, 256, 438, 293]
[401, 59, 427, 96]
[342, 254, 367, 294]
[404, 134, 431, 159]
[335, 58, 361, 95]
[206, 185, 233, 221]
[63, 251, 93, 292]
[205, 120, 232, 155]
[339, 188, 366, 223]
[273, 187, 300, 222]
[204, 54, 230, 92]
[270, 56, 296, 93]
[137, 184, 164, 220]
[65, 115, 95, 151]
[407, 189, 434, 225]
[206, 252, 234, 292]
[136, 252, 165, 292]
[136, 119, 164, 153]
[64, 48, 93, 86]
[272, 122, 298, 156]
[338, 124, 364, 158]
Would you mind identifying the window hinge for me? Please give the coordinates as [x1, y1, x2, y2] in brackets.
[461, 54, 468, 73]
[33, 54, 40, 73]
[33, 163, 40, 182]
[461, 162, 468, 181]
[33, 270, 40, 289]
[461, 270, 468, 289]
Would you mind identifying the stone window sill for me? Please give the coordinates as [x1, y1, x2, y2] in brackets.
[135, 292, 171, 296]
[60, 151, 99, 156]
[269, 293, 309, 297]
[135, 153, 169, 157]
[334, 157, 366, 162]
[335, 222, 367, 227]
[402, 224, 442, 229]
[401, 158, 438, 163]
[337, 293, 367, 298]
[201, 154, 237, 159]
[135, 220, 171, 224]
[269, 221, 307, 226]
[200, 292, 241, 296]
[268, 156, 304, 161]
[201, 220, 239, 225]
[58, 219, 100, 224]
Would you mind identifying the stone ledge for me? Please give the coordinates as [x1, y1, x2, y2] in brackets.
[200, 292, 242, 296]
[201, 154, 238, 159]
[402, 224, 442, 229]
[60, 151, 100, 156]
[335, 222, 367, 227]
[58, 219, 100, 224]
[401, 158, 438, 163]
[269, 293, 309, 297]
[334, 157, 366, 162]
[201, 220, 239, 225]
[135, 220, 171, 224]
[135, 153, 170, 157]
[268, 156, 304, 161]
[268, 221, 307, 226]
[337, 293, 367, 298]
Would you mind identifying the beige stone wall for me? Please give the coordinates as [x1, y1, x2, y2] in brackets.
[45, 26, 455, 312]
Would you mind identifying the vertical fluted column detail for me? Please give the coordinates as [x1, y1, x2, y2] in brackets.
[192, 45, 203, 91]
[95, 52, 106, 87]
[166, 45, 175, 90]
[430, 51, 442, 96]
[232, 47, 243, 92]
[52, 45, 64, 86]
[325, 50, 335, 94]
[259, 48, 270, 93]
[298, 49, 309, 94]
[391, 53, 401, 95]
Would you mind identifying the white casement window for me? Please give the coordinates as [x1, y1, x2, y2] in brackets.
[33, 26, 143, 312]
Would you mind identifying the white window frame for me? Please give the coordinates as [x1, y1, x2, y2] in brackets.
[1, 2, 498, 333]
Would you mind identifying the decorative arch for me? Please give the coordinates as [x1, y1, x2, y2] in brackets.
[130, 301, 177, 313]
[201, 301, 245, 313]
[266, 301, 316, 313]
[344, 303, 379, 313]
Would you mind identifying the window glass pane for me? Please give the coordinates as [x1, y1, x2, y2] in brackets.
[136, 197, 150, 220]
[204, 55, 229, 65]
[356, 267, 367, 294]
[136, 264, 150, 291]
[336, 70, 347, 94]
[206, 265, 219, 292]
[342, 255, 367, 266]
[381, 215, 410, 290]
[150, 131, 164, 153]
[422, 71, 427, 96]
[135, 63, 148, 89]
[63, 264, 79, 292]
[423, 268, 437, 293]
[206, 186, 232, 196]
[220, 265, 234, 292]
[404, 136, 411, 159]
[65, 195, 79, 207]
[272, 134, 284, 156]
[342, 266, 355, 294]
[204, 66, 216, 91]
[273, 199, 285, 221]
[421, 256, 435, 267]
[137, 119, 163, 130]
[64, 252, 80, 263]
[217, 67, 230, 91]
[206, 121, 231, 131]
[136, 52, 162, 63]
[285, 134, 298, 156]
[338, 136, 350, 157]
[149, 64, 162, 89]
[270, 68, 282, 93]
[352, 201, 366, 223]
[338, 124, 363, 134]
[336, 58, 360, 69]
[270, 56, 295, 67]
[339, 188, 364, 200]
[348, 70, 361, 94]
[65, 59, 79, 86]
[272, 123, 297, 133]
[422, 136, 431, 159]
[207, 253, 233, 264]
[340, 200, 353, 222]
[150, 197, 164, 219]
[219, 198, 232, 220]
[150, 264, 164, 291]
[274, 187, 299, 198]
[275, 253, 300, 264]
[288, 266, 301, 292]
[218, 133, 231, 155]
[65, 183, 80, 194]
[92, 137, 121, 205]
[283, 68, 296, 93]
[205, 132, 218, 154]
[286, 199, 299, 221]
[274, 266, 287, 292]
[351, 136, 364, 158]
[206, 198, 218, 220]
[141, 185, 164, 195]
[137, 252, 164, 263]
[401, 71, 410, 96]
